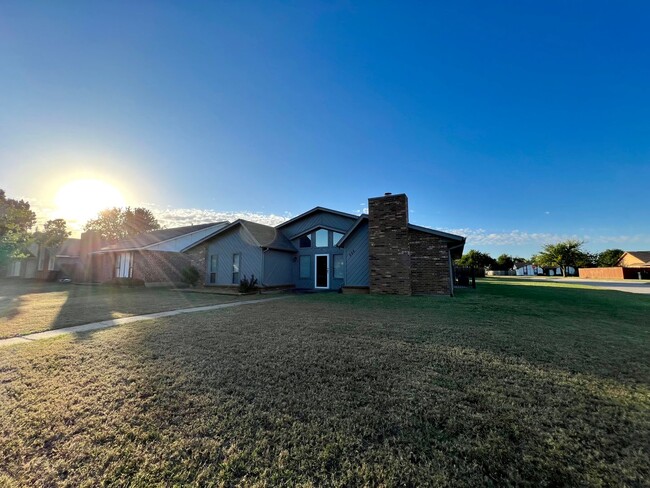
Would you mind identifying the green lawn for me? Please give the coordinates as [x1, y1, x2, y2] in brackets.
[1, 280, 648, 486]
[0, 280, 255, 339]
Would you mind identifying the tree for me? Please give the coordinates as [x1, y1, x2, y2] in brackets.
[84, 207, 161, 243]
[495, 254, 515, 271]
[596, 249, 625, 267]
[534, 240, 588, 277]
[0, 189, 37, 266]
[456, 250, 496, 269]
[34, 219, 71, 249]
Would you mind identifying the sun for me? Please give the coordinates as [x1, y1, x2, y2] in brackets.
[54, 179, 126, 224]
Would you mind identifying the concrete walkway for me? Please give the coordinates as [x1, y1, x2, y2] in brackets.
[0, 296, 289, 348]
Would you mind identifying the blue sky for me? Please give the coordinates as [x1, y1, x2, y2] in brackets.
[1, 1, 649, 257]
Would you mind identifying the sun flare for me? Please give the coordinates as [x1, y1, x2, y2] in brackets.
[54, 179, 126, 224]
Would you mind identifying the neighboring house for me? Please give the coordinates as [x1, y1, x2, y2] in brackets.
[4, 243, 38, 279]
[90, 222, 229, 285]
[183, 193, 466, 296]
[579, 251, 650, 280]
[513, 263, 543, 276]
[5, 239, 82, 280]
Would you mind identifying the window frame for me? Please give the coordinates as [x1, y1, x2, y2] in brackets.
[232, 253, 241, 284]
[209, 254, 218, 284]
[315, 229, 328, 248]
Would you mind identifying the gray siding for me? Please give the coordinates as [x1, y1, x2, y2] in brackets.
[280, 211, 357, 239]
[205, 226, 262, 285]
[342, 220, 369, 286]
[291, 231, 346, 290]
[263, 250, 294, 286]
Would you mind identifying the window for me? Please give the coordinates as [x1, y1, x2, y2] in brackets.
[300, 234, 312, 248]
[232, 254, 240, 284]
[37, 247, 45, 271]
[47, 255, 56, 271]
[333, 254, 344, 279]
[115, 252, 133, 278]
[209, 255, 218, 284]
[315, 229, 328, 247]
[332, 232, 344, 246]
[299, 255, 311, 278]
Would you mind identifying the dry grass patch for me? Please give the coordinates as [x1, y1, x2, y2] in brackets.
[0, 281, 648, 486]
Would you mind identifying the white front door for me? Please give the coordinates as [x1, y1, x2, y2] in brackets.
[315, 254, 329, 289]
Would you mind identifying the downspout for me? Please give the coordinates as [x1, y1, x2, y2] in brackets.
[448, 241, 465, 297]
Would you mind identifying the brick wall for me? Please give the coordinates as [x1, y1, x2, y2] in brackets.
[184, 243, 208, 286]
[368, 193, 411, 295]
[409, 229, 451, 296]
[132, 250, 193, 285]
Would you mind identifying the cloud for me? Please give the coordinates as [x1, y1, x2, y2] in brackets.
[149, 206, 290, 228]
[440, 227, 650, 246]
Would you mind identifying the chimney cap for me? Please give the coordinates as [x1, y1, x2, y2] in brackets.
[384, 192, 392, 196]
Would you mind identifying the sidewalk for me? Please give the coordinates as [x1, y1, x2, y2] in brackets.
[0, 296, 289, 348]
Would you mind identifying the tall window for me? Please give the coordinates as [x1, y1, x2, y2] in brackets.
[315, 229, 328, 247]
[209, 255, 218, 284]
[47, 255, 56, 271]
[37, 247, 45, 271]
[115, 252, 133, 278]
[299, 255, 311, 279]
[333, 254, 344, 279]
[232, 254, 240, 284]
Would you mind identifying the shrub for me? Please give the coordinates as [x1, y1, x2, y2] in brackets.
[239, 274, 259, 293]
[181, 266, 200, 287]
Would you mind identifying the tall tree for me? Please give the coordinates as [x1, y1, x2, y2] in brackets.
[84, 207, 161, 243]
[456, 250, 496, 269]
[0, 189, 37, 266]
[34, 219, 71, 249]
[534, 240, 588, 277]
[495, 254, 515, 271]
[596, 249, 625, 267]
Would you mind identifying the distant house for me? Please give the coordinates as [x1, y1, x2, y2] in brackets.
[5, 238, 83, 281]
[513, 263, 544, 276]
[579, 251, 650, 280]
[183, 193, 466, 296]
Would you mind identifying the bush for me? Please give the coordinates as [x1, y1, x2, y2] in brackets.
[181, 266, 201, 287]
[239, 274, 259, 293]
[105, 277, 145, 287]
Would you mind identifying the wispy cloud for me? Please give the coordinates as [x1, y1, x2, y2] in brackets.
[150, 206, 290, 228]
[440, 228, 650, 246]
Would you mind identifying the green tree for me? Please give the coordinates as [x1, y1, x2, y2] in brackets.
[495, 254, 515, 271]
[534, 240, 588, 277]
[596, 249, 625, 267]
[84, 207, 161, 243]
[0, 189, 37, 266]
[456, 250, 496, 269]
[34, 219, 71, 249]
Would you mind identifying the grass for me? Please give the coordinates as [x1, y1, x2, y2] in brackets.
[0, 280, 257, 339]
[0, 280, 648, 486]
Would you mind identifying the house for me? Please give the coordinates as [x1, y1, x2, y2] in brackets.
[5, 238, 83, 281]
[579, 251, 650, 280]
[89, 222, 229, 285]
[183, 193, 466, 296]
[513, 262, 544, 276]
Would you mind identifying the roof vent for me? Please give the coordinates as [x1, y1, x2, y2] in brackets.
[384, 192, 392, 196]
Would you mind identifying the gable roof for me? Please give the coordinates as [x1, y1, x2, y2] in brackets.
[183, 219, 297, 253]
[100, 222, 227, 252]
[336, 214, 368, 246]
[616, 251, 650, 267]
[276, 207, 359, 229]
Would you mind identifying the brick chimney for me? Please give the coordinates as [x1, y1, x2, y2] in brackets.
[368, 193, 411, 295]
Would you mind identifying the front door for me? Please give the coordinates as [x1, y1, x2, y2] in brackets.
[315, 254, 329, 289]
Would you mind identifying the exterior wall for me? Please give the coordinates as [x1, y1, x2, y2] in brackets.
[263, 250, 294, 286]
[291, 231, 345, 290]
[579, 267, 624, 279]
[279, 211, 356, 240]
[409, 230, 451, 296]
[203, 226, 263, 286]
[184, 243, 208, 286]
[342, 220, 370, 287]
[132, 250, 193, 286]
[618, 253, 646, 267]
[148, 223, 228, 252]
[368, 194, 411, 295]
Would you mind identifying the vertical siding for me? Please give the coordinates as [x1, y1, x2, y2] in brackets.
[263, 250, 295, 286]
[206, 226, 263, 285]
[279, 211, 356, 239]
[342, 220, 369, 286]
